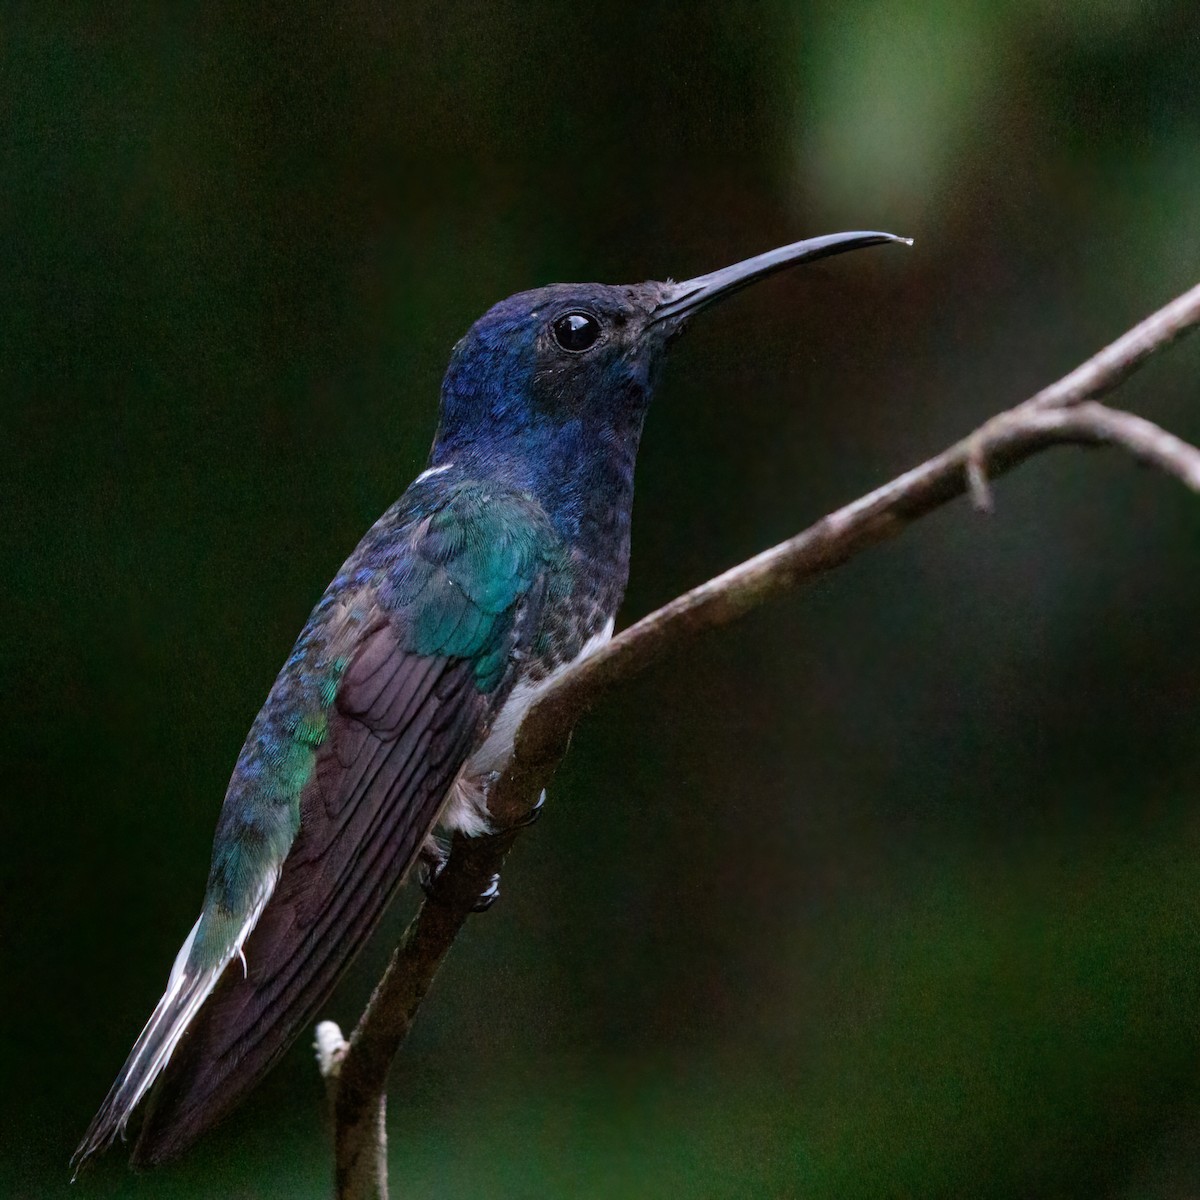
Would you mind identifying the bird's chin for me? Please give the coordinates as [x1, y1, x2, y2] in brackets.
[660, 316, 692, 348]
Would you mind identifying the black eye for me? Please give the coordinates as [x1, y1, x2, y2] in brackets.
[551, 311, 601, 353]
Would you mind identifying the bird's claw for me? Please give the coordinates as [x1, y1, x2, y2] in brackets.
[513, 789, 547, 828]
[420, 839, 499, 912]
[418, 836, 448, 897]
[473, 874, 501, 912]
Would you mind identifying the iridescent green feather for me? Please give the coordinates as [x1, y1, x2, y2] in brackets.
[400, 484, 565, 688]
[191, 483, 566, 966]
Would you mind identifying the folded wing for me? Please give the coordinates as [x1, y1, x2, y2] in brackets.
[74, 482, 559, 1170]
[131, 631, 484, 1165]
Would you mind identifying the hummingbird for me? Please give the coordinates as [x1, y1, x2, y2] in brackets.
[73, 229, 908, 1170]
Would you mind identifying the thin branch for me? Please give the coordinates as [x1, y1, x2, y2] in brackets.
[324, 281, 1200, 1200]
[1025, 280, 1200, 410]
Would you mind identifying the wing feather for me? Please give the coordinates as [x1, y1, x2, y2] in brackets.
[131, 646, 484, 1165]
[74, 480, 559, 1171]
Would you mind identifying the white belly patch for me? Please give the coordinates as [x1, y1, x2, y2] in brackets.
[439, 617, 615, 836]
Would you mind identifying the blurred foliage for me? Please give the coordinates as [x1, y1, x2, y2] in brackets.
[4, 1, 1200, 1197]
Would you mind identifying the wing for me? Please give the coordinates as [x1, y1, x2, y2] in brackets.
[74, 482, 557, 1170]
[132, 630, 487, 1166]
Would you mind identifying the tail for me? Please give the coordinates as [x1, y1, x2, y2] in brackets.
[71, 917, 226, 1174]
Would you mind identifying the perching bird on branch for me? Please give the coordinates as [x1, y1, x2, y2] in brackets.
[73, 230, 907, 1171]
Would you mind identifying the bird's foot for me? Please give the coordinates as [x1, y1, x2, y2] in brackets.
[419, 836, 500, 912]
[512, 789, 548, 829]
[473, 873, 501, 912]
[418, 835, 449, 897]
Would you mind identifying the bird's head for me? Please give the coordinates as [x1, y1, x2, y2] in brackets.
[430, 231, 910, 491]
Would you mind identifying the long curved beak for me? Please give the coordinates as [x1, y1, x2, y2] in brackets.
[650, 230, 912, 324]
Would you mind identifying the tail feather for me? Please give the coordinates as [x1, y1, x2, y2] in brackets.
[71, 889, 269, 1176]
[72, 918, 223, 1173]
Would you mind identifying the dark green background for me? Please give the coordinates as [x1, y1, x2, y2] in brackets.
[6, 2, 1200, 1197]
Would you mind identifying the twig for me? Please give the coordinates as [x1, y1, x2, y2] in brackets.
[324, 280, 1200, 1200]
[1025, 280, 1200, 409]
